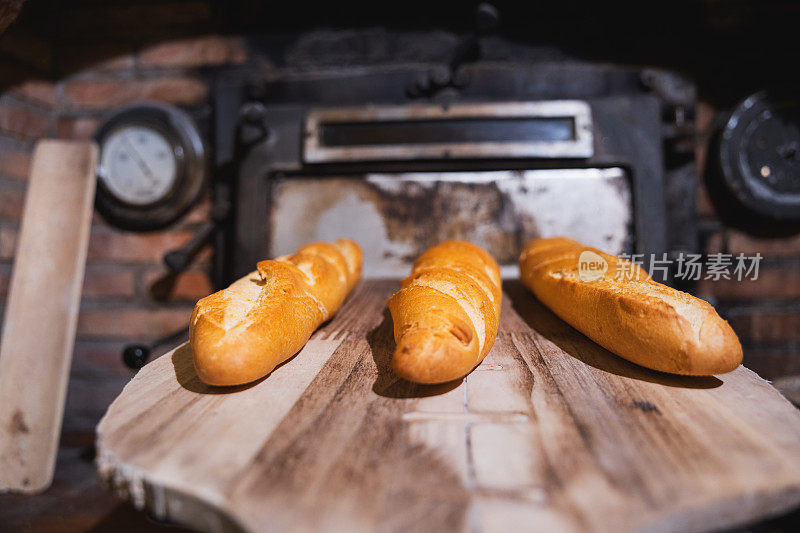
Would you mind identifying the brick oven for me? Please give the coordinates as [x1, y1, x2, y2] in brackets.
[0, 0, 796, 432]
[1, 1, 800, 528]
[0, 0, 796, 416]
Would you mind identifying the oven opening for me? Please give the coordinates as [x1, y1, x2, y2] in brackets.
[267, 168, 634, 278]
[319, 117, 576, 147]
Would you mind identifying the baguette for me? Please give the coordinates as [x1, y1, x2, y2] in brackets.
[189, 239, 362, 386]
[387, 240, 502, 384]
[519, 237, 742, 375]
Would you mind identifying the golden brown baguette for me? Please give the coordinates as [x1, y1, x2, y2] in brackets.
[388, 240, 502, 384]
[519, 237, 742, 375]
[189, 239, 362, 386]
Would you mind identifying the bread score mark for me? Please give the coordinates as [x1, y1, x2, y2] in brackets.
[189, 239, 363, 386]
[388, 240, 502, 384]
[519, 237, 742, 376]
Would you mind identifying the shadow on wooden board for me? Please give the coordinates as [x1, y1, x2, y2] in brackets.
[171, 343, 269, 395]
[503, 280, 723, 390]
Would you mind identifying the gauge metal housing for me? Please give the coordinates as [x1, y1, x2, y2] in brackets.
[94, 102, 207, 231]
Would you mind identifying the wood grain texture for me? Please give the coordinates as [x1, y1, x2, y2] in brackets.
[96, 280, 800, 532]
[0, 140, 97, 493]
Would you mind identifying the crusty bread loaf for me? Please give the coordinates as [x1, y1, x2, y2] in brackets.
[189, 239, 362, 386]
[519, 237, 742, 375]
[387, 240, 502, 384]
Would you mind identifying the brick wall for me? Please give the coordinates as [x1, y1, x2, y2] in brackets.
[0, 1, 247, 431]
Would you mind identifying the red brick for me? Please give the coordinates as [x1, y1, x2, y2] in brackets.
[728, 311, 800, 343]
[703, 231, 724, 255]
[77, 307, 191, 338]
[2, 253, 138, 302]
[87, 226, 194, 262]
[139, 35, 247, 67]
[0, 185, 25, 219]
[0, 146, 32, 179]
[697, 268, 800, 300]
[173, 270, 212, 298]
[74, 344, 180, 375]
[705, 229, 800, 258]
[71, 340, 135, 378]
[696, 183, 715, 217]
[56, 116, 101, 140]
[181, 197, 211, 225]
[0, 102, 50, 139]
[144, 268, 212, 301]
[81, 266, 137, 297]
[64, 375, 130, 432]
[0, 227, 16, 259]
[63, 77, 208, 109]
[7, 80, 57, 106]
[728, 231, 800, 258]
[0, 266, 9, 299]
[694, 101, 715, 179]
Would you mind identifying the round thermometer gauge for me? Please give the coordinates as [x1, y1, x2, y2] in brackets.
[94, 103, 206, 231]
[99, 125, 178, 205]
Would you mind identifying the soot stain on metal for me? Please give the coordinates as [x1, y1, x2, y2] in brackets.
[271, 171, 619, 267]
[363, 178, 521, 262]
[366, 179, 436, 251]
[433, 181, 519, 263]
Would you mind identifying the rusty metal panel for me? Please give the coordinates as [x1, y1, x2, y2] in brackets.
[269, 168, 631, 278]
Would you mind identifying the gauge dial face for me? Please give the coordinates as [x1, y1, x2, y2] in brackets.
[98, 125, 178, 206]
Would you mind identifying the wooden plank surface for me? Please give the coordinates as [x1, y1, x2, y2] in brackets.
[0, 140, 97, 494]
[96, 280, 800, 532]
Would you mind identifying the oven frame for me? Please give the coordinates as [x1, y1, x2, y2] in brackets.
[212, 66, 686, 286]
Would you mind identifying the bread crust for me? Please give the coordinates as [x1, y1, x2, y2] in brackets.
[189, 239, 362, 386]
[519, 237, 742, 375]
[388, 240, 502, 384]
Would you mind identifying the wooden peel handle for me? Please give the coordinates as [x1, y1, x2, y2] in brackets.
[0, 140, 97, 493]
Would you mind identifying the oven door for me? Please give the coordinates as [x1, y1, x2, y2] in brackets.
[224, 97, 669, 282]
[267, 168, 633, 278]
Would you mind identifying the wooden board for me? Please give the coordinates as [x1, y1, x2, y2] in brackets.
[96, 280, 800, 532]
[0, 140, 98, 494]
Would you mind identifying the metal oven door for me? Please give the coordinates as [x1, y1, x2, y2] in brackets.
[268, 168, 633, 278]
[224, 98, 670, 282]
